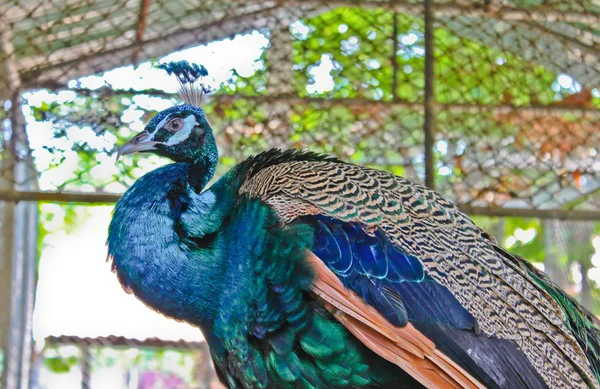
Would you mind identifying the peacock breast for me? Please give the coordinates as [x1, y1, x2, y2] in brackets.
[107, 163, 203, 322]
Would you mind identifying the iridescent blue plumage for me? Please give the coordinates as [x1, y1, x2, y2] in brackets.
[109, 163, 422, 389]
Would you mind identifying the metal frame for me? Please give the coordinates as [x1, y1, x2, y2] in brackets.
[0, 190, 599, 220]
[44, 336, 213, 389]
[423, 0, 435, 190]
[9, 0, 597, 95]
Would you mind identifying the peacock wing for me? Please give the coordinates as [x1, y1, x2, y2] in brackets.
[237, 150, 599, 389]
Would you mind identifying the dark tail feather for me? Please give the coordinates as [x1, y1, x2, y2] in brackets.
[415, 322, 548, 389]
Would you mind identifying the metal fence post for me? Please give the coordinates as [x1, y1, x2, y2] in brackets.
[0, 7, 39, 389]
[80, 344, 91, 389]
[423, 0, 436, 190]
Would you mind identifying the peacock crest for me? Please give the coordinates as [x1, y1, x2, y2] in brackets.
[158, 60, 211, 107]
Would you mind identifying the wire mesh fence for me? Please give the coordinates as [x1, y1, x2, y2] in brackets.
[0, 1, 599, 388]
[0, 0, 597, 213]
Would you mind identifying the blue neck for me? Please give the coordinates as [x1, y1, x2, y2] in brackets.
[181, 131, 218, 193]
[107, 164, 229, 328]
[189, 153, 215, 193]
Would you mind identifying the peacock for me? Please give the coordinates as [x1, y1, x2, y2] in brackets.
[107, 61, 600, 389]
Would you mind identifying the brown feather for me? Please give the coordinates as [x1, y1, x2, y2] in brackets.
[306, 251, 487, 389]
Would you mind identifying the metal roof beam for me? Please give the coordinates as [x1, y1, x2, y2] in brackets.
[1, 190, 599, 220]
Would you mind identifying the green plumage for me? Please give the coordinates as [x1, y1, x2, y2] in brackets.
[196, 196, 420, 388]
[206, 197, 414, 389]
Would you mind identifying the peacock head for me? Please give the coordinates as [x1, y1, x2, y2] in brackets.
[116, 103, 217, 164]
[116, 61, 219, 189]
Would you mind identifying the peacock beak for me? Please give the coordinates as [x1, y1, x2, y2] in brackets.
[116, 130, 160, 160]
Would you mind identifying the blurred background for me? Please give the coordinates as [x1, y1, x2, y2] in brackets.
[0, 1, 598, 388]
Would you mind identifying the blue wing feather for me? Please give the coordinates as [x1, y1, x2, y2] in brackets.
[308, 215, 476, 330]
[330, 222, 354, 275]
[355, 236, 388, 279]
[385, 242, 425, 283]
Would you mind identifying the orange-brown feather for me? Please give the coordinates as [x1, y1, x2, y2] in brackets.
[306, 251, 487, 389]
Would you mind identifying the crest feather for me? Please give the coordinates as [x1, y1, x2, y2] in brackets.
[158, 60, 210, 107]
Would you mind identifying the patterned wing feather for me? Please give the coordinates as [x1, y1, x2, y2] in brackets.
[238, 152, 599, 389]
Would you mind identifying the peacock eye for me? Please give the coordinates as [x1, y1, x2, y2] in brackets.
[166, 118, 184, 132]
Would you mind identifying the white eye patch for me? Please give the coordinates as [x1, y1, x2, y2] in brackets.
[149, 114, 171, 138]
[165, 115, 198, 146]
